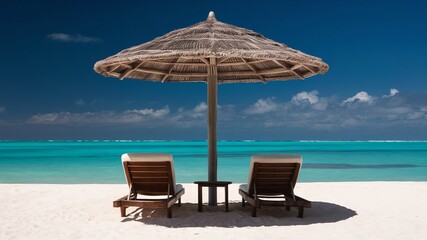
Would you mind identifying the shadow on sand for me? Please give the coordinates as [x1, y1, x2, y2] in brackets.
[121, 201, 357, 227]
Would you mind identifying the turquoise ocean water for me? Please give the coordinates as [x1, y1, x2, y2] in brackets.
[0, 141, 426, 183]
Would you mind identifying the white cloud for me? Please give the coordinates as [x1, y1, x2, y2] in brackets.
[28, 106, 170, 124]
[194, 102, 207, 112]
[343, 91, 373, 104]
[312, 98, 329, 111]
[0, 106, 4, 113]
[407, 112, 424, 120]
[240, 89, 427, 131]
[383, 88, 399, 97]
[245, 98, 278, 114]
[191, 102, 207, 118]
[22, 89, 427, 135]
[123, 107, 170, 119]
[406, 107, 427, 120]
[29, 112, 71, 124]
[26, 102, 231, 130]
[290, 91, 329, 111]
[47, 33, 101, 43]
[292, 90, 319, 104]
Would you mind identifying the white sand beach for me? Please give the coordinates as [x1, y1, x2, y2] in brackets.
[1, 182, 427, 240]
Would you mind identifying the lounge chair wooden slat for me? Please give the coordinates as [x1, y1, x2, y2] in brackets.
[127, 166, 169, 171]
[257, 172, 294, 179]
[130, 171, 169, 177]
[239, 155, 311, 218]
[257, 163, 297, 168]
[255, 177, 292, 182]
[114, 154, 185, 218]
[127, 161, 168, 166]
[134, 178, 168, 183]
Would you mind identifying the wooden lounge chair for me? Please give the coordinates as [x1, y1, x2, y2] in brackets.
[239, 154, 311, 217]
[113, 153, 185, 218]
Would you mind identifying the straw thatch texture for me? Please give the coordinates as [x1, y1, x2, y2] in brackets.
[94, 12, 328, 83]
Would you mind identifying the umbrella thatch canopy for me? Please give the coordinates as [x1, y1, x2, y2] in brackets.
[94, 12, 328, 82]
[94, 11, 328, 205]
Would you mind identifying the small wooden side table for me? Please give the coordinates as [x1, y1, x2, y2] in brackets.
[193, 181, 232, 212]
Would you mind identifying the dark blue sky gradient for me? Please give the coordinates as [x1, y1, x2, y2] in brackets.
[0, 0, 427, 140]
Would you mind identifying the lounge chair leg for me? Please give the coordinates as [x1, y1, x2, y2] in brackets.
[120, 207, 126, 217]
[242, 198, 245, 207]
[286, 206, 291, 211]
[298, 207, 304, 218]
[178, 198, 181, 207]
[167, 207, 172, 218]
[251, 207, 257, 217]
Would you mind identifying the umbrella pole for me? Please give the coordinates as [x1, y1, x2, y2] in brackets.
[207, 57, 218, 206]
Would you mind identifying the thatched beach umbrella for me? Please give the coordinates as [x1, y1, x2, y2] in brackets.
[94, 11, 328, 205]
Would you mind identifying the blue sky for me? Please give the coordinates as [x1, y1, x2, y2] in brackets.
[1, 0, 427, 140]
